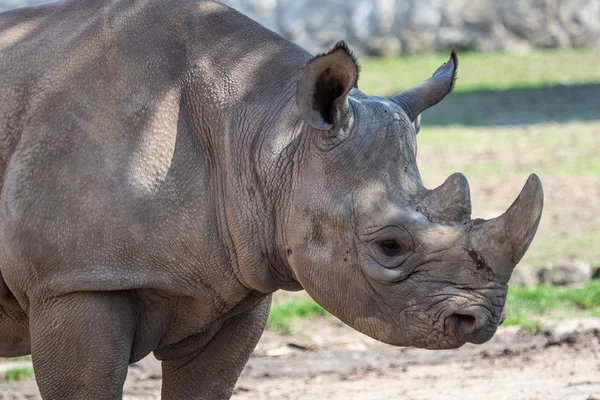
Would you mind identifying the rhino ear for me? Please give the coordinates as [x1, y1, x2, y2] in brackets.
[296, 41, 359, 131]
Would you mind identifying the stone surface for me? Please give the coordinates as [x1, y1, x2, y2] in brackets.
[537, 259, 593, 286]
[543, 318, 600, 347]
[2, 0, 600, 56]
[509, 267, 538, 287]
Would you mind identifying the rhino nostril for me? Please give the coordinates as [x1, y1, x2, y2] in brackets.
[453, 313, 477, 333]
[447, 310, 497, 344]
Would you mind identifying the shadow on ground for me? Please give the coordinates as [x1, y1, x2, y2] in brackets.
[423, 83, 600, 126]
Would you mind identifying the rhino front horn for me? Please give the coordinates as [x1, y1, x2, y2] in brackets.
[470, 174, 544, 280]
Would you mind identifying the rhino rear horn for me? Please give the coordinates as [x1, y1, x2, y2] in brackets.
[470, 174, 544, 279]
[390, 50, 457, 128]
[420, 172, 471, 223]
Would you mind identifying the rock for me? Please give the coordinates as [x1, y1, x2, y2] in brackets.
[537, 259, 592, 286]
[346, 0, 398, 56]
[436, 27, 477, 52]
[592, 266, 600, 280]
[399, 30, 437, 55]
[370, 0, 395, 37]
[404, 0, 444, 31]
[499, 0, 557, 42]
[536, 21, 571, 48]
[543, 318, 600, 347]
[274, 0, 306, 42]
[557, 0, 600, 47]
[510, 267, 538, 286]
[366, 36, 402, 57]
[302, 0, 349, 53]
[346, 0, 379, 47]
[2, 0, 600, 56]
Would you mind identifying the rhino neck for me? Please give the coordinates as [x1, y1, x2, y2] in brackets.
[216, 82, 313, 293]
[201, 96, 305, 294]
[185, 25, 310, 294]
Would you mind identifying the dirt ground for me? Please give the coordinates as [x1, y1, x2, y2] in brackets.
[1, 318, 599, 400]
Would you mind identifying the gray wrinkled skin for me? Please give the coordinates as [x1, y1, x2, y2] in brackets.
[0, 0, 543, 398]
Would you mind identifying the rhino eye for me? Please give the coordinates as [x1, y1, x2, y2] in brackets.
[378, 240, 403, 257]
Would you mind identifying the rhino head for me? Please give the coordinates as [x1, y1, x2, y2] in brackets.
[283, 42, 543, 349]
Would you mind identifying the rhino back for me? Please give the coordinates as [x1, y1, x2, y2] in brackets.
[0, 0, 308, 305]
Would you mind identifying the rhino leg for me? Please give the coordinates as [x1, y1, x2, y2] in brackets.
[156, 295, 271, 400]
[0, 305, 30, 357]
[29, 291, 136, 400]
[0, 274, 30, 357]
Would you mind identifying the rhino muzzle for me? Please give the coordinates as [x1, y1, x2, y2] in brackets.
[445, 307, 499, 345]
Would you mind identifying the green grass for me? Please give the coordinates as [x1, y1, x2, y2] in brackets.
[360, 49, 600, 96]
[4, 367, 33, 383]
[360, 49, 600, 126]
[504, 281, 600, 330]
[267, 299, 328, 334]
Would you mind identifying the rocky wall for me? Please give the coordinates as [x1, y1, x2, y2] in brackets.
[223, 0, 600, 56]
[2, 0, 600, 56]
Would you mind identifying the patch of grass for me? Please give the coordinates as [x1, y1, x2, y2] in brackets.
[267, 299, 328, 335]
[4, 367, 33, 383]
[360, 49, 600, 96]
[504, 281, 600, 330]
[361, 50, 600, 125]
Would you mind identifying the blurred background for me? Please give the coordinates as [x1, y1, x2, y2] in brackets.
[4, 0, 600, 56]
[0, 0, 599, 399]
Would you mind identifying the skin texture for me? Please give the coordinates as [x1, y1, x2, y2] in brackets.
[0, 0, 543, 398]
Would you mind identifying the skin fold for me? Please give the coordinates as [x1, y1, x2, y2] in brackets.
[0, 0, 543, 398]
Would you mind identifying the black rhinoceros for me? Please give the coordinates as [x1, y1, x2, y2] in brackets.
[0, 0, 543, 398]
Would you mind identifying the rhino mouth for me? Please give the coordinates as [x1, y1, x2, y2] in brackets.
[419, 318, 497, 350]
[419, 329, 467, 350]
[395, 297, 505, 350]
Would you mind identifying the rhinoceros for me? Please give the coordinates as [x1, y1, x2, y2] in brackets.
[0, 0, 543, 398]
